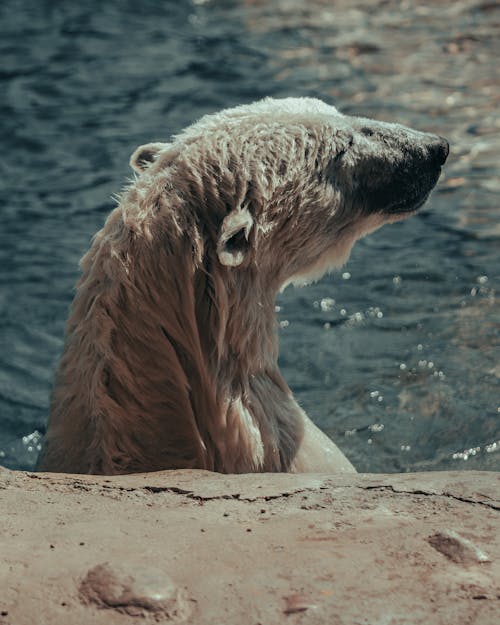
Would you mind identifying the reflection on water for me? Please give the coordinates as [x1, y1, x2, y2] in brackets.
[0, 0, 498, 472]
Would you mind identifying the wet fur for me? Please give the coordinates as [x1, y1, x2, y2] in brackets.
[38, 97, 446, 475]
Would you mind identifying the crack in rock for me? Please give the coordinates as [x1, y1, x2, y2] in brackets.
[10, 474, 500, 512]
[51, 479, 500, 510]
[361, 484, 500, 512]
[141, 485, 312, 502]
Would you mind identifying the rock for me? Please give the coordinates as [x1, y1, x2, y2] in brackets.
[283, 593, 317, 615]
[428, 529, 491, 565]
[0, 469, 499, 624]
[79, 563, 190, 620]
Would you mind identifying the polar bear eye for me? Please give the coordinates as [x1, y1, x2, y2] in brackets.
[359, 127, 374, 137]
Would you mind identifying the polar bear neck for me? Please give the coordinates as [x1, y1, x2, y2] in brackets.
[191, 263, 305, 472]
[43, 198, 303, 474]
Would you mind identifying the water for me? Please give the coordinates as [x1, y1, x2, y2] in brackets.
[1, 0, 498, 472]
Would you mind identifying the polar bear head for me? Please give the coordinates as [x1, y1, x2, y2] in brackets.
[130, 97, 448, 288]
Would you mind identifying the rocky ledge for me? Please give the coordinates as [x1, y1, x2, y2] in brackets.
[0, 468, 499, 624]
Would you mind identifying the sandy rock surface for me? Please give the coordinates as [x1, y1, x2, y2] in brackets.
[0, 468, 499, 624]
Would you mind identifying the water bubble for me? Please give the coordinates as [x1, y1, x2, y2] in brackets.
[320, 297, 335, 312]
[279, 320, 289, 329]
[400, 445, 411, 452]
[370, 390, 380, 398]
[399, 363, 407, 370]
[428, 361, 434, 369]
[366, 306, 383, 319]
[417, 344, 423, 351]
[340, 308, 347, 316]
[369, 423, 384, 432]
[452, 446, 481, 461]
[477, 275, 488, 284]
[324, 322, 331, 330]
[20, 431, 43, 452]
[485, 441, 499, 453]
[367, 438, 373, 445]
[349, 311, 364, 323]
[342, 272, 351, 280]
[470, 287, 478, 296]
[392, 275, 402, 285]
[275, 305, 281, 313]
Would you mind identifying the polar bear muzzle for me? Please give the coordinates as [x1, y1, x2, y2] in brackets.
[347, 119, 449, 217]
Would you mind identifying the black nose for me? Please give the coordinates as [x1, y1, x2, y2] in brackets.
[432, 136, 449, 165]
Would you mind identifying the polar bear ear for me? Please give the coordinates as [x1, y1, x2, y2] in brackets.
[129, 142, 168, 173]
[217, 208, 254, 267]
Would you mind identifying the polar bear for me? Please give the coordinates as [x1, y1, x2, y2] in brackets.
[38, 97, 448, 475]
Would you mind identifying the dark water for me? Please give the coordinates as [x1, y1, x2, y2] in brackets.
[1, 0, 498, 472]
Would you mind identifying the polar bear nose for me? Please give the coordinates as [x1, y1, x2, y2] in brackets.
[430, 136, 449, 166]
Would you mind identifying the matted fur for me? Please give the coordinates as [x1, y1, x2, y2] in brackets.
[38, 97, 448, 475]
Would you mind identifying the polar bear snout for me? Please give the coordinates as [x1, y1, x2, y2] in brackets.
[400, 133, 449, 213]
[429, 135, 449, 167]
[353, 126, 449, 217]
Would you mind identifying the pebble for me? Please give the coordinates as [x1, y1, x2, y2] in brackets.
[283, 593, 317, 615]
[428, 530, 491, 565]
[79, 562, 191, 620]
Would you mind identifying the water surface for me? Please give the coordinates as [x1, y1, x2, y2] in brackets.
[1, 0, 498, 472]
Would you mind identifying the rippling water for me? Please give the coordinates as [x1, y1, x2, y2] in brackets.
[1, 0, 498, 472]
